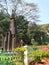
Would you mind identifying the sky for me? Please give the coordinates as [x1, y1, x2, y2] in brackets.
[25, 0, 49, 24]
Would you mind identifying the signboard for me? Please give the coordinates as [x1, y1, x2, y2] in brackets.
[0, 51, 24, 65]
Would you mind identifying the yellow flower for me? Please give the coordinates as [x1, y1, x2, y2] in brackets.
[14, 47, 26, 52]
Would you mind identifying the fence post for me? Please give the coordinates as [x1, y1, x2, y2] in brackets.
[24, 45, 29, 65]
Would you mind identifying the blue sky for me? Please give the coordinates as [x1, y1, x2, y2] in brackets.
[25, 0, 49, 24]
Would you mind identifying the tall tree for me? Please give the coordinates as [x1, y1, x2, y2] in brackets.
[28, 22, 47, 45]
[0, 0, 39, 46]
[16, 15, 28, 39]
[16, 15, 31, 45]
[28, 22, 39, 39]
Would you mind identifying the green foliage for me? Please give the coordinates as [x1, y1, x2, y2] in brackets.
[16, 16, 28, 39]
[22, 35, 31, 45]
[47, 44, 49, 48]
[13, 47, 25, 65]
[29, 49, 49, 62]
[45, 35, 49, 44]
[33, 31, 46, 45]
[16, 15, 30, 45]
[28, 22, 49, 45]
[0, 12, 10, 35]
[40, 24, 49, 32]
[0, 12, 10, 46]
[13, 62, 23, 65]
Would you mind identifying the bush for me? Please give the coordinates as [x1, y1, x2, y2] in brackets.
[47, 44, 49, 48]
[29, 49, 49, 62]
[12, 47, 26, 65]
[14, 62, 23, 65]
[14, 47, 26, 52]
